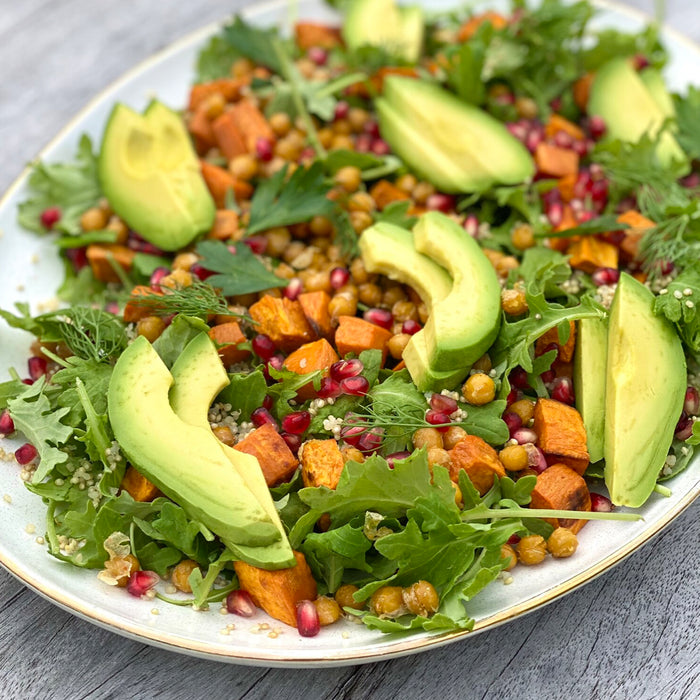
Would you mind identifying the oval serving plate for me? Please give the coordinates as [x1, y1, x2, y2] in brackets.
[0, 0, 698, 668]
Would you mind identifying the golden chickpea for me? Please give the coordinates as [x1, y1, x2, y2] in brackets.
[106, 553, 140, 588]
[515, 96, 538, 120]
[160, 269, 193, 290]
[402, 581, 439, 617]
[229, 154, 258, 181]
[314, 596, 342, 626]
[500, 543, 517, 571]
[463, 374, 496, 405]
[412, 427, 443, 450]
[501, 287, 528, 316]
[213, 425, 236, 447]
[171, 559, 200, 593]
[335, 584, 365, 610]
[274, 262, 296, 280]
[261, 156, 286, 177]
[387, 333, 411, 359]
[269, 111, 292, 137]
[382, 285, 407, 307]
[283, 241, 307, 264]
[509, 399, 536, 425]
[348, 107, 370, 132]
[499, 444, 529, 471]
[443, 425, 467, 450]
[340, 445, 365, 464]
[350, 210, 373, 234]
[302, 270, 332, 293]
[370, 586, 405, 618]
[347, 191, 375, 213]
[296, 57, 316, 79]
[335, 166, 362, 193]
[496, 255, 520, 278]
[417, 302, 429, 324]
[350, 257, 370, 284]
[358, 283, 382, 307]
[274, 137, 302, 162]
[264, 227, 291, 257]
[517, 535, 548, 565]
[329, 293, 357, 319]
[317, 127, 335, 149]
[427, 446, 452, 470]
[331, 134, 355, 151]
[332, 118, 353, 135]
[412, 181, 435, 204]
[547, 528, 578, 558]
[336, 283, 358, 300]
[204, 92, 226, 119]
[396, 173, 418, 193]
[453, 481, 463, 507]
[232, 292, 258, 307]
[471, 354, 492, 373]
[172, 251, 198, 271]
[309, 215, 334, 237]
[231, 57, 254, 77]
[326, 244, 342, 262]
[391, 300, 418, 323]
[80, 206, 108, 232]
[106, 216, 129, 244]
[511, 222, 536, 250]
[136, 316, 166, 343]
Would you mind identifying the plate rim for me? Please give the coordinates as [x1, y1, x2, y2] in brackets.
[1, 0, 699, 667]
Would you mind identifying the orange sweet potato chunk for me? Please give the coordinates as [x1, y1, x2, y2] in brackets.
[532, 398, 589, 474]
[188, 107, 216, 154]
[294, 21, 342, 50]
[457, 11, 508, 41]
[548, 204, 578, 252]
[567, 237, 619, 274]
[234, 551, 317, 627]
[530, 463, 591, 534]
[228, 99, 276, 152]
[284, 338, 339, 400]
[208, 209, 240, 240]
[233, 423, 299, 486]
[208, 321, 250, 368]
[545, 114, 585, 141]
[86, 244, 136, 283]
[300, 439, 346, 490]
[249, 296, 315, 353]
[617, 209, 655, 260]
[335, 316, 392, 365]
[200, 160, 253, 207]
[299, 291, 333, 340]
[369, 180, 410, 210]
[188, 77, 247, 112]
[535, 321, 577, 364]
[535, 142, 579, 178]
[211, 110, 248, 160]
[448, 435, 506, 495]
[123, 285, 164, 323]
[120, 466, 160, 502]
[573, 72, 594, 111]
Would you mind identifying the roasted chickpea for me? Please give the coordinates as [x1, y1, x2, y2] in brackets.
[517, 535, 548, 565]
[274, 137, 302, 162]
[340, 445, 365, 464]
[350, 257, 370, 284]
[387, 333, 411, 359]
[547, 528, 578, 558]
[417, 302, 429, 324]
[500, 543, 517, 571]
[412, 181, 435, 204]
[509, 399, 536, 425]
[265, 227, 291, 257]
[317, 127, 335, 149]
[332, 118, 353, 135]
[382, 286, 407, 308]
[172, 252, 198, 271]
[499, 444, 529, 471]
[314, 596, 342, 625]
[229, 154, 258, 181]
[283, 241, 306, 264]
[329, 294, 357, 319]
[402, 581, 439, 617]
[231, 57, 254, 77]
[213, 425, 236, 447]
[105, 553, 140, 588]
[80, 206, 108, 232]
[501, 287, 528, 316]
[412, 427, 443, 450]
[160, 269, 193, 290]
[496, 255, 520, 277]
[391, 300, 418, 323]
[269, 111, 292, 137]
[348, 107, 370, 132]
[471, 354, 492, 373]
[203, 92, 226, 119]
[106, 216, 129, 244]
[511, 222, 536, 250]
[335, 584, 365, 610]
[515, 96, 538, 120]
[349, 210, 373, 234]
[463, 374, 496, 405]
[357, 282, 382, 307]
[427, 447, 451, 470]
[443, 425, 467, 450]
[396, 173, 418, 193]
[370, 586, 405, 618]
[136, 316, 166, 343]
[309, 215, 334, 237]
[347, 191, 375, 213]
[171, 559, 200, 593]
[302, 270, 332, 293]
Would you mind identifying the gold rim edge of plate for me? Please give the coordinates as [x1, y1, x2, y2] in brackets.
[0, 0, 699, 666]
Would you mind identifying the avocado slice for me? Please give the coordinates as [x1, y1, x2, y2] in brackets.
[413, 212, 502, 372]
[99, 100, 215, 252]
[604, 273, 686, 507]
[108, 336, 280, 549]
[377, 77, 534, 193]
[169, 334, 295, 569]
[343, 0, 424, 64]
[574, 317, 608, 463]
[402, 332, 470, 392]
[639, 68, 676, 120]
[588, 58, 688, 172]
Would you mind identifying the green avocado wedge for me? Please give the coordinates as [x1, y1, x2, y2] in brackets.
[108, 336, 280, 549]
[99, 100, 215, 251]
[169, 334, 295, 569]
[604, 274, 686, 507]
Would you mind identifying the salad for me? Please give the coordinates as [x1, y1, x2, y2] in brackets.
[1, 0, 699, 640]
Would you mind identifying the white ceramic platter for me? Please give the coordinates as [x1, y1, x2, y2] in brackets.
[0, 0, 698, 668]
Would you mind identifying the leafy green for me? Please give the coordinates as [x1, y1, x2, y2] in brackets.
[222, 16, 284, 74]
[196, 34, 241, 82]
[152, 315, 210, 368]
[266, 365, 323, 420]
[218, 370, 267, 422]
[329, 209, 360, 258]
[674, 86, 700, 160]
[583, 25, 666, 71]
[372, 200, 418, 230]
[57, 264, 107, 305]
[126, 281, 232, 320]
[51, 358, 112, 427]
[323, 150, 385, 175]
[653, 268, 700, 353]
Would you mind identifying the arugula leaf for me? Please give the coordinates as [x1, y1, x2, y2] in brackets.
[0, 379, 25, 411]
[194, 240, 286, 296]
[196, 34, 242, 82]
[135, 541, 183, 578]
[674, 86, 700, 161]
[323, 150, 385, 175]
[246, 163, 336, 235]
[583, 25, 666, 72]
[266, 365, 323, 421]
[372, 200, 418, 230]
[222, 16, 283, 74]
[57, 264, 108, 305]
[653, 268, 700, 353]
[445, 29, 489, 105]
[52, 358, 112, 427]
[17, 135, 101, 236]
[218, 370, 267, 422]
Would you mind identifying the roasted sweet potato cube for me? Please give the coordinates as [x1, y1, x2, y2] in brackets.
[284, 339, 339, 400]
[300, 439, 345, 490]
[120, 466, 160, 502]
[299, 291, 333, 339]
[567, 237, 619, 274]
[532, 398, 589, 475]
[228, 99, 276, 153]
[530, 463, 591, 534]
[535, 321, 577, 364]
[548, 204, 578, 252]
[188, 106, 216, 154]
[208, 321, 250, 368]
[457, 11, 507, 41]
[535, 142, 579, 178]
[617, 209, 655, 260]
[448, 435, 506, 495]
[188, 78, 248, 111]
[335, 316, 392, 365]
[557, 173, 578, 202]
[208, 209, 240, 240]
[211, 110, 248, 160]
[573, 73, 594, 111]
[294, 21, 342, 50]
[200, 160, 253, 207]
[545, 114, 585, 141]
[86, 244, 136, 283]
[249, 296, 315, 353]
[234, 423, 299, 486]
[369, 180, 410, 210]
[123, 285, 164, 323]
[233, 551, 317, 627]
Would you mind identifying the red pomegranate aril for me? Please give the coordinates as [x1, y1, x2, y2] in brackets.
[340, 375, 370, 396]
[268, 354, 284, 372]
[296, 600, 320, 637]
[537, 342, 559, 360]
[65, 246, 88, 271]
[590, 179, 609, 205]
[684, 387, 699, 416]
[506, 388, 519, 406]
[255, 137, 274, 162]
[525, 129, 543, 153]
[674, 414, 693, 441]
[330, 358, 363, 381]
[402, 319, 421, 335]
[15, 443, 38, 465]
[430, 393, 458, 415]
[371, 138, 391, 156]
[22, 379, 34, 386]
[262, 395, 273, 411]
[507, 534, 521, 545]
[104, 301, 120, 315]
[355, 134, 372, 153]
[363, 120, 381, 138]
[281, 432, 302, 455]
[190, 263, 213, 281]
[507, 122, 528, 141]
[284, 277, 303, 301]
[425, 409, 451, 432]
[317, 376, 341, 399]
[330, 267, 351, 290]
[0, 410, 15, 435]
[357, 427, 384, 452]
[572, 139, 588, 157]
[307, 46, 327, 65]
[577, 209, 595, 223]
[546, 202, 563, 227]
[543, 187, 562, 207]
[512, 427, 538, 445]
[509, 367, 530, 390]
[590, 492, 613, 513]
[426, 193, 455, 213]
[681, 173, 700, 189]
[525, 444, 548, 473]
[550, 377, 575, 405]
[632, 53, 650, 70]
[40, 206, 61, 229]
[128, 234, 163, 255]
[588, 115, 607, 139]
[28, 357, 48, 381]
[251, 407, 279, 430]
[252, 334, 276, 361]
[386, 451, 411, 468]
[150, 266, 170, 289]
[226, 589, 256, 617]
[244, 235, 268, 255]
[503, 412, 523, 435]
[126, 570, 159, 597]
[363, 308, 393, 330]
[340, 425, 365, 447]
[541, 369, 556, 385]
[334, 100, 350, 120]
[592, 267, 620, 287]
[282, 411, 311, 435]
[463, 214, 480, 237]
[553, 130, 573, 149]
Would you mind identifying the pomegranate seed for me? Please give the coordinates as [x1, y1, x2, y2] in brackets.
[226, 589, 256, 617]
[386, 451, 411, 468]
[507, 534, 521, 545]
[681, 173, 700, 189]
[590, 179, 609, 208]
[463, 214, 480, 237]
[296, 600, 320, 637]
[549, 97, 562, 112]
[149, 266, 170, 289]
[282, 411, 311, 435]
[299, 146, 316, 163]
[506, 388, 519, 405]
[340, 425, 365, 447]
[340, 375, 370, 396]
[684, 387, 699, 416]
[537, 342, 559, 360]
[330, 359, 363, 382]
[255, 137, 274, 162]
[592, 267, 620, 287]
[317, 376, 341, 399]
[265, 354, 285, 380]
[572, 139, 588, 157]
[507, 122, 528, 141]
[590, 492, 613, 512]
[550, 377, 575, 405]
[281, 432, 302, 455]
[659, 260, 675, 276]
[588, 115, 607, 139]
[65, 247, 88, 271]
[553, 130, 573, 149]
[190, 263, 213, 280]
[425, 409, 451, 432]
[250, 407, 279, 430]
[357, 427, 384, 453]
[546, 202, 563, 227]
[334, 101, 349, 120]
[104, 301, 120, 315]
[525, 129, 543, 153]
[363, 120, 381, 138]
[40, 206, 61, 229]
[355, 134, 372, 153]
[503, 412, 523, 435]
[430, 393, 458, 414]
[363, 308, 393, 330]
[402, 319, 421, 335]
[524, 444, 548, 473]
[0, 410, 15, 435]
[307, 46, 327, 65]
[542, 187, 562, 207]
[495, 91, 514, 105]
[426, 193, 455, 213]
[674, 413, 694, 441]
[541, 369, 556, 385]
[330, 267, 351, 290]
[244, 236, 267, 255]
[127, 234, 163, 255]
[252, 334, 276, 361]
[126, 570, 159, 597]
[28, 357, 47, 381]
[371, 139, 391, 156]
[633, 54, 650, 70]
[262, 395, 273, 411]
[284, 277, 303, 301]
[512, 427, 538, 445]
[509, 367, 530, 390]
[22, 379, 34, 386]
[15, 443, 38, 465]
[576, 209, 595, 223]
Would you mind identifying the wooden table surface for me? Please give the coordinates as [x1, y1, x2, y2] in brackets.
[1, 1, 699, 698]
